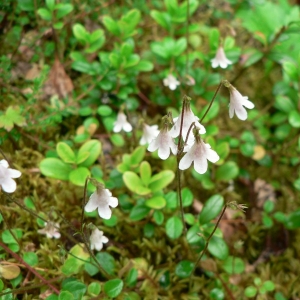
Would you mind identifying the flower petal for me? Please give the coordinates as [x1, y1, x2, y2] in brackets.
[84, 192, 100, 212]
[1, 178, 17, 193]
[193, 155, 208, 174]
[0, 160, 9, 168]
[7, 169, 22, 178]
[98, 204, 112, 219]
[179, 150, 194, 170]
[108, 196, 118, 208]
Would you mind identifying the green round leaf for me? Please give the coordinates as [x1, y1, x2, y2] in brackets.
[145, 196, 166, 209]
[78, 139, 101, 167]
[244, 286, 257, 298]
[62, 279, 86, 299]
[37, 8, 52, 21]
[102, 215, 118, 227]
[143, 223, 155, 238]
[222, 256, 245, 274]
[182, 187, 193, 207]
[110, 134, 125, 147]
[153, 210, 164, 225]
[175, 260, 194, 278]
[56, 142, 76, 163]
[129, 204, 151, 221]
[23, 252, 38, 266]
[59, 291, 74, 300]
[207, 236, 229, 260]
[288, 110, 300, 128]
[123, 171, 151, 195]
[69, 167, 90, 186]
[261, 280, 275, 292]
[97, 105, 112, 116]
[148, 170, 175, 193]
[140, 161, 152, 186]
[165, 216, 183, 239]
[210, 288, 225, 300]
[104, 279, 123, 298]
[215, 161, 239, 181]
[88, 282, 101, 296]
[40, 158, 72, 180]
[125, 268, 138, 287]
[199, 194, 224, 224]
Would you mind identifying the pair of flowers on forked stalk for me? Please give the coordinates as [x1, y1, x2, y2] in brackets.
[148, 80, 255, 174]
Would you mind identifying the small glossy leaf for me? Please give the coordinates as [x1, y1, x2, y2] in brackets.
[2, 229, 23, 244]
[175, 260, 194, 278]
[103, 16, 120, 36]
[55, 3, 73, 19]
[40, 158, 72, 180]
[222, 256, 245, 274]
[244, 286, 257, 298]
[165, 216, 183, 239]
[131, 146, 146, 166]
[73, 23, 88, 43]
[129, 204, 151, 221]
[140, 161, 152, 186]
[182, 187, 193, 207]
[148, 170, 175, 192]
[58, 291, 74, 300]
[199, 194, 224, 224]
[23, 252, 38, 266]
[216, 161, 239, 181]
[88, 282, 101, 296]
[37, 8, 52, 21]
[145, 196, 166, 209]
[153, 210, 164, 225]
[104, 279, 123, 298]
[56, 142, 76, 163]
[78, 140, 101, 167]
[288, 110, 300, 128]
[69, 167, 90, 186]
[123, 172, 151, 195]
[207, 236, 229, 260]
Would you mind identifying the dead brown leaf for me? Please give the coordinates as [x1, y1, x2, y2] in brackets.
[43, 57, 74, 99]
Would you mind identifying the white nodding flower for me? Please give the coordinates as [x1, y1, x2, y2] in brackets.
[179, 136, 219, 174]
[85, 188, 118, 220]
[163, 74, 180, 90]
[90, 228, 109, 251]
[0, 159, 21, 193]
[170, 99, 206, 141]
[147, 124, 177, 160]
[211, 47, 232, 69]
[38, 222, 61, 239]
[228, 85, 254, 120]
[140, 124, 159, 145]
[113, 111, 132, 133]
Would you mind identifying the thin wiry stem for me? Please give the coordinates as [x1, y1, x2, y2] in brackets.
[191, 205, 227, 276]
[200, 82, 223, 123]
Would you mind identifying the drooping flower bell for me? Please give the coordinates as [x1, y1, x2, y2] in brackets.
[179, 128, 219, 174]
[85, 184, 118, 220]
[113, 110, 132, 133]
[140, 123, 159, 145]
[0, 159, 21, 193]
[147, 116, 177, 160]
[211, 47, 232, 69]
[223, 81, 254, 120]
[38, 222, 61, 239]
[163, 74, 180, 90]
[90, 228, 109, 251]
[169, 97, 206, 142]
